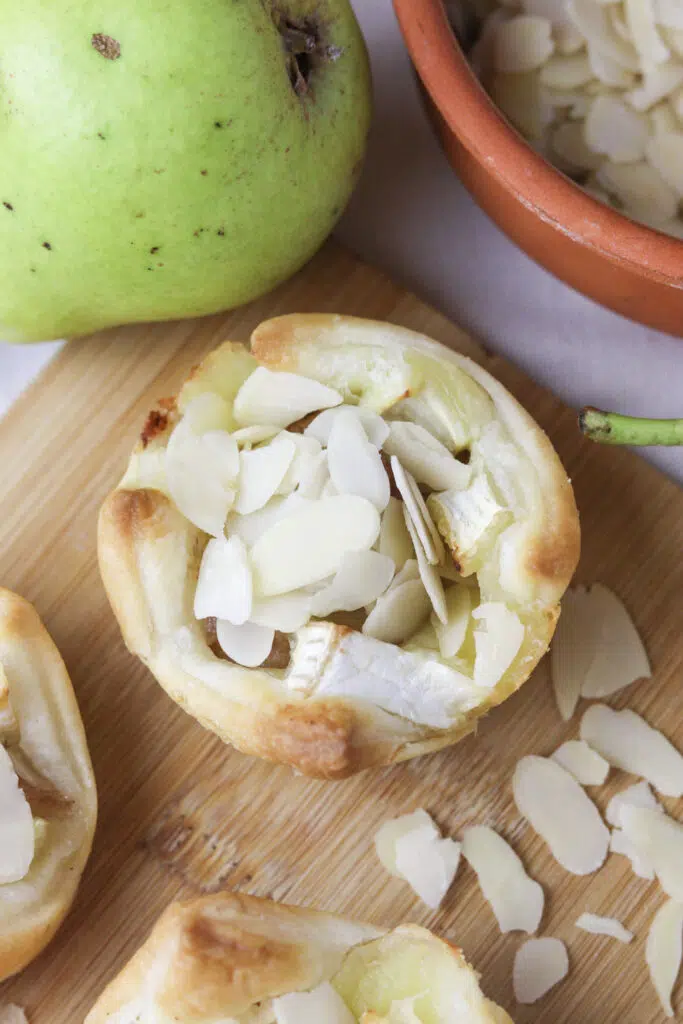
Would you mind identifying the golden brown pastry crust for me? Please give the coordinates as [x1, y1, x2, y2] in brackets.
[98, 314, 579, 778]
[85, 892, 512, 1023]
[0, 589, 97, 982]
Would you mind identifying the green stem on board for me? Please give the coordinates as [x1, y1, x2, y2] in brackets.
[579, 407, 683, 447]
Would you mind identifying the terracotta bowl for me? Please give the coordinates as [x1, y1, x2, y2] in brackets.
[393, 0, 683, 336]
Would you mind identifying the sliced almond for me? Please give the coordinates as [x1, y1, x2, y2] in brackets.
[580, 704, 683, 797]
[251, 495, 380, 598]
[493, 15, 555, 72]
[646, 899, 683, 1018]
[610, 827, 655, 880]
[296, 450, 329, 500]
[215, 619, 275, 668]
[374, 809, 461, 910]
[233, 366, 342, 428]
[579, 584, 650, 698]
[0, 1008, 29, 1024]
[228, 493, 308, 547]
[230, 424, 280, 447]
[433, 586, 471, 660]
[472, 602, 524, 689]
[311, 551, 395, 619]
[576, 912, 633, 943]
[327, 410, 390, 512]
[273, 982, 355, 1024]
[606, 780, 662, 827]
[624, 0, 670, 68]
[0, 744, 34, 884]
[402, 504, 448, 625]
[513, 755, 610, 875]
[552, 740, 610, 786]
[550, 585, 598, 721]
[513, 938, 569, 1004]
[275, 432, 323, 496]
[304, 405, 389, 448]
[362, 578, 432, 645]
[181, 392, 234, 433]
[391, 457, 445, 566]
[462, 825, 544, 934]
[378, 497, 414, 571]
[194, 535, 252, 625]
[235, 437, 297, 515]
[250, 592, 313, 633]
[620, 805, 683, 901]
[585, 95, 649, 162]
[166, 421, 239, 537]
[383, 422, 469, 492]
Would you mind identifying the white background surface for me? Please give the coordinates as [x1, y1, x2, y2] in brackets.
[1, 0, 682, 481]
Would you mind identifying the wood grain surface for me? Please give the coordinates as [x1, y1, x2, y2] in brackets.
[0, 243, 681, 1023]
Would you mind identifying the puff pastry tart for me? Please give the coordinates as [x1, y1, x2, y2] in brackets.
[86, 890, 512, 1023]
[0, 589, 96, 981]
[99, 314, 579, 778]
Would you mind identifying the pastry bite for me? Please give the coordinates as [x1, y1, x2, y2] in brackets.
[99, 314, 579, 779]
[0, 589, 97, 981]
[85, 891, 512, 1023]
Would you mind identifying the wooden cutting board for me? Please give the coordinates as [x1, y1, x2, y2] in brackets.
[1, 242, 682, 1024]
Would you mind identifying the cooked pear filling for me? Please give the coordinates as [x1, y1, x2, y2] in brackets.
[151, 361, 534, 730]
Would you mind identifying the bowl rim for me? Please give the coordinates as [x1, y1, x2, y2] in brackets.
[393, 0, 683, 288]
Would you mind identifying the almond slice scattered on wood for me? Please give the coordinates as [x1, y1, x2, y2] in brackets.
[326, 410, 390, 512]
[194, 535, 253, 625]
[304, 405, 389, 449]
[235, 436, 297, 515]
[578, 584, 651, 699]
[606, 780, 662, 827]
[374, 809, 461, 910]
[513, 938, 569, 1004]
[383, 421, 470, 492]
[402, 504, 448, 625]
[620, 805, 683, 901]
[552, 740, 610, 786]
[472, 602, 524, 689]
[433, 585, 471, 660]
[311, 551, 395, 619]
[0, 1007, 29, 1024]
[378, 497, 414, 571]
[513, 755, 610, 875]
[391, 457, 445, 566]
[0, 744, 34, 884]
[273, 982, 355, 1024]
[646, 899, 683, 1018]
[550, 585, 599, 721]
[580, 704, 683, 797]
[215, 619, 275, 668]
[250, 495, 380, 598]
[462, 825, 544, 934]
[610, 827, 656, 881]
[233, 366, 342, 428]
[576, 912, 633, 943]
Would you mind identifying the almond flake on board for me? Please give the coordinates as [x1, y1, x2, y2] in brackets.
[513, 755, 610, 875]
[580, 704, 683, 797]
[620, 805, 683, 901]
[606, 780, 662, 826]
[0, 1008, 29, 1024]
[576, 912, 633, 943]
[513, 938, 569, 1004]
[382, 421, 470, 492]
[552, 740, 610, 786]
[0, 745, 34, 884]
[233, 366, 342, 428]
[374, 809, 461, 910]
[462, 825, 544, 934]
[646, 899, 683, 1018]
[250, 495, 380, 598]
[194, 535, 253, 625]
[273, 982, 354, 1024]
[215, 619, 275, 668]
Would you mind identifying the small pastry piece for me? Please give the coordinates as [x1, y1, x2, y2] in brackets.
[85, 891, 512, 1023]
[0, 589, 97, 982]
[98, 314, 579, 778]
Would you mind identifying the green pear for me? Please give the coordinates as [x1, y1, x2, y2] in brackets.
[0, 0, 371, 342]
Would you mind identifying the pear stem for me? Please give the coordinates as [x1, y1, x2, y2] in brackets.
[579, 407, 683, 446]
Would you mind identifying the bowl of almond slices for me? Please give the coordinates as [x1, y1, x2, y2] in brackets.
[394, 0, 683, 335]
